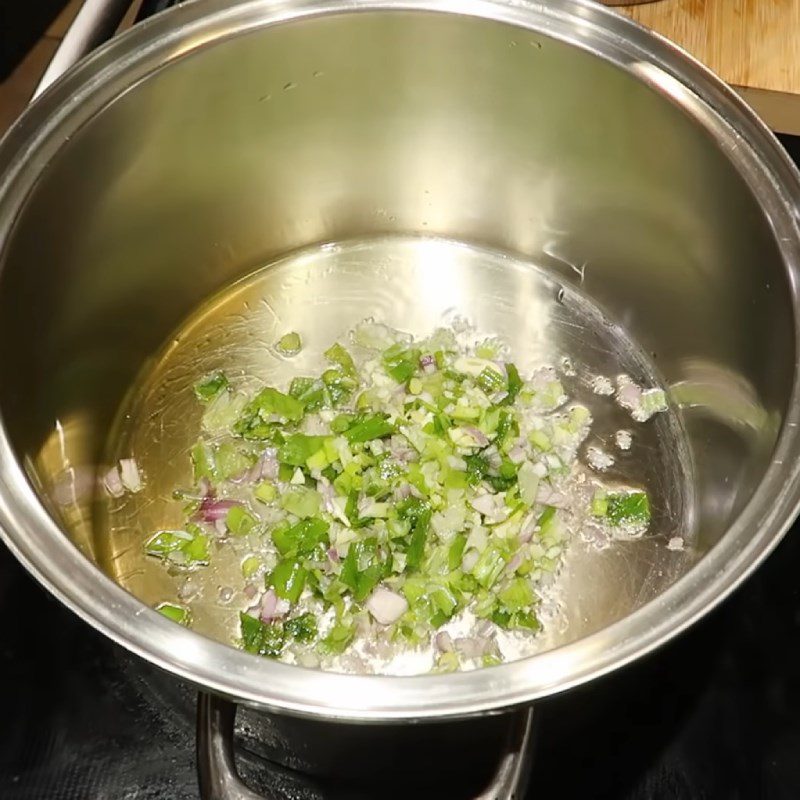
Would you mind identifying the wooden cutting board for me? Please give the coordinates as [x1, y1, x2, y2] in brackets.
[618, 0, 800, 135]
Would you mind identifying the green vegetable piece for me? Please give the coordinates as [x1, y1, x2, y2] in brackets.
[319, 621, 355, 654]
[240, 612, 285, 657]
[499, 577, 535, 611]
[226, 505, 257, 536]
[278, 463, 296, 483]
[279, 434, 327, 467]
[433, 651, 460, 673]
[284, 612, 318, 643]
[194, 372, 229, 404]
[483, 654, 502, 667]
[528, 429, 551, 451]
[320, 465, 337, 482]
[191, 442, 216, 482]
[518, 462, 539, 506]
[489, 606, 511, 628]
[276, 331, 302, 356]
[324, 342, 357, 377]
[343, 414, 395, 443]
[382, 343, 420, 384]
[494, 409, 516, 445]
[501, 363, 523, 406]
[485, 474, 517, 493]
[157, 603, 191, 626]
[331, 413, 357, 433]
[280, 486, 321, 518]
[340, 537, 388, 601]
[606, 492, 651, 525]
[640, 389, 667, 416]
[255, 482, 277, 504]
[145, 530, 189, 557]
[215, 442, 253, 481]
[322, 369, 357, 407]
[406, 506, 432, 571]
[289, 376, 326, 412]
[473, 546, 506, 589]
[272, 518, 329, 557]
[430, 585, 458, 618]
[513, 610, 541, 631]
[537, 506, 558, 538]
[242, 556, 261, 578]
[248, 387, 304, 423]
[183, 532, 210, 563]
[233, 415, 285, 443]
[145, 528, 208, 565]
[464, 453, 490, 486]
[270, 522, 295, 556]
[568, 404, 591, 432]
[591, 489, 608, 517]
[402, 575, 427, 605]
[447, 534, 467, 571]
[295, 518, 330, 554]
[451, 405, 481, 421]
[344, 490, 369, 529]
[268, 559, 308, 603]
[477, 367, 506, 394]
[499, 459, 517, 480]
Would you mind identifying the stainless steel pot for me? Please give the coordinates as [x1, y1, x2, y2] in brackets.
[1, 0, 800, 796]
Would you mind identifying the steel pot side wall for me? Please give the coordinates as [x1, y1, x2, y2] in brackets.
[0, 1, 797, 720]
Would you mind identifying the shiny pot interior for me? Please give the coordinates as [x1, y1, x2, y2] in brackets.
[0, 0, 799, 719]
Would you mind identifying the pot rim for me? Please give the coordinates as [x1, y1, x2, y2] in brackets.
[1, 0, 799, 721]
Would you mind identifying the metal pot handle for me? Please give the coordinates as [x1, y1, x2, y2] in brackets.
[34, 0, 133, 98]
[196, 692, 534, 800]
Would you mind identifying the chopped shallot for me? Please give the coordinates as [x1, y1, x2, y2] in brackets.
[366, 587, 408, 625]
[119, 458, 142, 493]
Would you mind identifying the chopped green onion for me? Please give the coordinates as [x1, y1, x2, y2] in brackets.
[528, 429, 551, 451]
[498, 577, 535, 611]
[606, 491, 650, 525]
[246, 387, 304, 423]
[214, 443, 253, 481]
[268, 559, 308, 603]
[501, 363, 523, 405]
[319, 621, 356, 654]
[477, 367, 506, 394]
[242, 555, 261, 578]
[591, 489, 608, 517]
[157, 603, 191, 625]
[240, 612, 284, 657]
[473, 546, 506, 589]
[284, 612, 317, 643]
[150, 317, 658, 673]
[276, 332, 302, 356]
[272, 517, 329, 558]
[226, 506, 258, 536]
[255, 482, 277, 504]
[382, 343, 420, 383]
[324, 342, 357, 378]
[191, 442, 216, 481]
[343, 414, 395, 443]
[280, 486, 321, 518]
[289, 376, 326, 411]
[278, 434, 327, 467]
[194, 372, 229, 403]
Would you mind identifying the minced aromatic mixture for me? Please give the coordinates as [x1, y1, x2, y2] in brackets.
[119, 320, 665, 673]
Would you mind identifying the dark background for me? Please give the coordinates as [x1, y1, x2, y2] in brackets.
[0, 0, 72, 80]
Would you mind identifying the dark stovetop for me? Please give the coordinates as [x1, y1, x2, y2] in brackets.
[2, 2, 800, 796]
[2, 510, 800, 800]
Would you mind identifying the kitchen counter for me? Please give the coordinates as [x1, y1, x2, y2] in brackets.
[620, 0, 800, 135]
